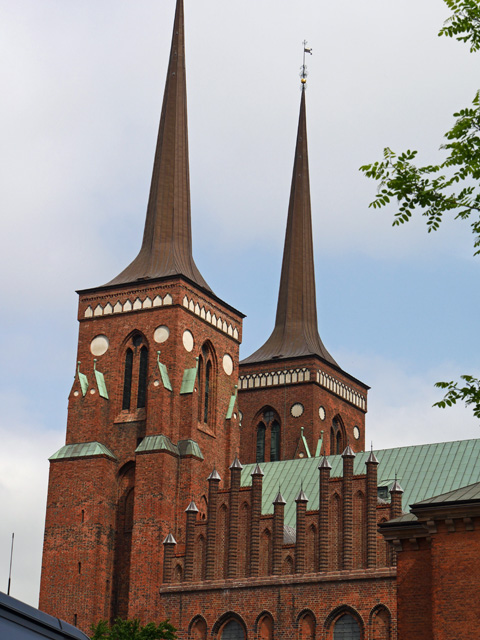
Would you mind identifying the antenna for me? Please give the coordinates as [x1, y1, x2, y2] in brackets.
[7, 533, 14, 595]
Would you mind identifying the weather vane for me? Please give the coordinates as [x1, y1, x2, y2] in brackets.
[301, 40, 313, 85]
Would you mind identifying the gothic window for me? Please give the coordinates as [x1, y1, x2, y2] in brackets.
[122, 349, 133, 410]
[204, 360, 211, 423]
[255, 408, 281, 462]
[332, 417, 344, 454]
[137, 346, 148, 408]
[298, 612, 315, 639]
[333, 614, 361, 640]
[190, 617, 207, 640]
[270, 421, 280, 461]
[256, 423, 266, 462]
[122, 334, 149, 412]
[257, 614, 274, 639]
[198, 343, 216, 426]
[221, 620, 245, 639]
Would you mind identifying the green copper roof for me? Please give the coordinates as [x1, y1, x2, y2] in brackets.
[136, 435, 203, 459]
[49, 442, 116, 461]
[415, 480, 480, 506]
[136, 435, 178, 456]
[241, 439, 480, 529]
[178, 439, 204, 460]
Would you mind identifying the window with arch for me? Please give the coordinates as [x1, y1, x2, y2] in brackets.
[255, 408, 281, 462]
[333, 614, 361, 640]
[371, 607, 391, 640]
[190, 617, 207, 640]
[298, 611, 315, 639]
[221, 620, 245, 640]
[198, 343, 216, 426]
[257, 614, 274, 640]
[256, 423, 266, 462]
[122, 334, 149, 412]
[331, 416, 345, 454]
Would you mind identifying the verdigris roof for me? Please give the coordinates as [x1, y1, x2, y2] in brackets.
[240, 438, 480, 528]
[414, 480, 480, 506]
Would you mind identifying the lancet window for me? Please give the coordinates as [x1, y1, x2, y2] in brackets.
[256, 408, 281, 462]
[122, 334, 149, 412]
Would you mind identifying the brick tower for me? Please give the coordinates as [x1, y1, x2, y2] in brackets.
[238, 83, 368, 464]
[39, 0, 243, 629]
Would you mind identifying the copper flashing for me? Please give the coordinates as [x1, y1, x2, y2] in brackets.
[242, 88, 337, 365]
[105, 0, 210, 291]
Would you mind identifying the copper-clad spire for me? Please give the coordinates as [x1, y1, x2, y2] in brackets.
[106, 0, 210, 291]
[242, 87, 337, 365]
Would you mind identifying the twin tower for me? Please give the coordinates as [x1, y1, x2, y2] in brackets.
[40, 0, 369, 631]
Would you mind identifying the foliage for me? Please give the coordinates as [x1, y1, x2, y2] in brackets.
[359, 0, 480, 417]
[90, 618, 176, 640]
[434, 376, 480, 419]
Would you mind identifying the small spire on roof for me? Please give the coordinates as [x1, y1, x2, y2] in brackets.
[390, 473, 404, 494]
[295, 487, 309, 503]
[342, 445, 356, 458]
[207, 468, 221, 482]
[318, 455, 332, 470]
[163, 533, 177, 545]
[366, 443, 379, 465]
[251, 463, 264, 477]
[230, 456, 243, 470]
[185, 500, 199, 513]
[273, 489, 286, 505]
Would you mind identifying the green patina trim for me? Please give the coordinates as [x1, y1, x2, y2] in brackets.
[226, 386, 238, 420]
[315, 433, 324, 457]
[178, 439, 204, 460]
[301, 427, 311, 458]
[49, 442, 116, 461]
[180, 358, 199, 395]
[157, 352, 172, 391]
[135, 435, 203, 460]
[135, 435, 179, 456]
[77, 362, 88, 397]
[93, 360, 109, 400]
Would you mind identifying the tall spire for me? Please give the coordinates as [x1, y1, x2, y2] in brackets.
[242, 86, 337, 365]
[106, 0, 211, 291]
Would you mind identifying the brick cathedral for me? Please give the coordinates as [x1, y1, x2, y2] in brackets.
[39, 2, 480, 639]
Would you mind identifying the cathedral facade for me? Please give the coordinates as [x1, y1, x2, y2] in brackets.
[39, 2, 480, 639]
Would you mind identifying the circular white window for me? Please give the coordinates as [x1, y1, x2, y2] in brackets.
[182, 330, 194, 352]
[291, 403, 304, 418]
[154, 325, 170, 344]
[353, 426, 361, 440]
[319, 406, 326, 421]
[90, 335, 109, 356]
[223, 354, 234, 376]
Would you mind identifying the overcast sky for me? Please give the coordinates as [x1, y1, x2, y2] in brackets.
[1, 0, 478, 609]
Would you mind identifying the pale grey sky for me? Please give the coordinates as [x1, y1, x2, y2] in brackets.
[0, 0, 478, 608]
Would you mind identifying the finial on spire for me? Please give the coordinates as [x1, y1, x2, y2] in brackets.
[300, 40, 312, 86]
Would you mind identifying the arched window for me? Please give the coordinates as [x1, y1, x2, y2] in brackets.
[190, 617, 207, 640]
[270, 420, 280, 461]
[257, 614, 274, 639]
[221, 620, 245, 639]
[331, 417, 344, 454]
[334, 614, 361, 640]
[122, 349, 133, 410]
[298, 612, 315, 639]
[204, 360, 211, 423]
[257, 423, 266, 462]
[137, 346, 148, 409]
